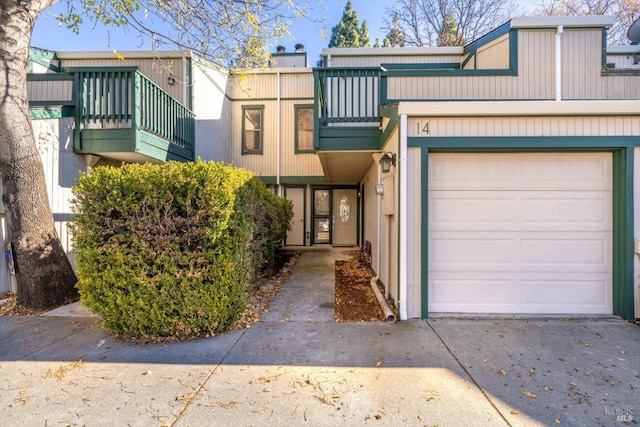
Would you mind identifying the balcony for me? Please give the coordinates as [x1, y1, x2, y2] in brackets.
[72, 67, 195, 163]
[313, 67, 383, 152]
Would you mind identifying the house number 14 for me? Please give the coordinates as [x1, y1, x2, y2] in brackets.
[415, 121, 430, 136]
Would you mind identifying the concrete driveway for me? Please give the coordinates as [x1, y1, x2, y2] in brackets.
[0, 249, 638, 426]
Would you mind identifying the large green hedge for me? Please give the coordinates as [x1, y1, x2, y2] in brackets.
[71, 161, 292, 338]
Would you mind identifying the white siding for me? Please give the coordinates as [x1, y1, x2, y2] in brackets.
[476, 34, 510, 69]
[193, 62, 230, 162]
[32, 117, 89, 266]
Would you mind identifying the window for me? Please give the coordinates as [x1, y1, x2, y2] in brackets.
[295, 105, 314, 153]
[242, 105, 264, 154]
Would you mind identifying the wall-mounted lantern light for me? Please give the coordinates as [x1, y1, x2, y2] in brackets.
[380, 152, 396, 173]
[167, 76, 175, 85]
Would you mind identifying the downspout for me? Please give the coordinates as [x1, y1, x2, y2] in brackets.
[277, 70, 282, 195]
[370, 152, 396, 323]
[555, 25, 563, 101]
[399, 114, 408, 320]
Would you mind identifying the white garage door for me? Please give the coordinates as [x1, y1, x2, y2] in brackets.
[428, 152, 612, 315]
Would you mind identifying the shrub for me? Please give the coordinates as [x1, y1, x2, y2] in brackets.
[71, 161, 291, 338]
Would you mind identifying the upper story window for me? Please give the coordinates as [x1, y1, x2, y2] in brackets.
[295, 105, 314, 153]
[242, 105, 264, 154]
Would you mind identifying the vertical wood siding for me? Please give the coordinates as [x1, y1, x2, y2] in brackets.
[329, 55, 462, 67]
[32, 117, 89, 261]
[407, 116, 640, 138]
[228, 70, 323, 177]
[60, 57, 188, 106]
[388, 30, 556, 100]
[27, 79, 73, 103]
[476, 34, 510, 69]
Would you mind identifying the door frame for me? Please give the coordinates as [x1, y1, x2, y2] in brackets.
[408, 136, 637, 320]
[310, 185, 360, 246]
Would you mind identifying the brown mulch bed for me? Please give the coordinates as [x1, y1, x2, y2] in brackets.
[335, 251, 388, 322]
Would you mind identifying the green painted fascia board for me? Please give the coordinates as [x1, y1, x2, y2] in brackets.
[384, 68, 516, 77]
[319, 127, 381, 138]
[27, 73, 73, 81]
[29, 100, 75, 107]
[77, 129, 136, 153]
[62, 66, 139, 73]
[29, 49, 60, 72]
[30, 106, 74, 120]
[463, 21, 512, 55]
[318, 138, 382, 151]
[601, 29, 608, 71]
[259, 176, 326, 184]
[413, 136, 638, 320]
[408, 136, 640, 149]
[381, 63, 461, 70]
[137, 130, 194, 161]
[230, 96, 313, 102]
[510, 29, 518, 75]
[420, 147, 429, 318]
[314, 69, 321, 150]
[380, 114, 399, 146]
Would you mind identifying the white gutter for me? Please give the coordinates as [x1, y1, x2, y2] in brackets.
[555, 25, 563, 101]
[276, 70, 281, 195]
[399, 114, 408, 321]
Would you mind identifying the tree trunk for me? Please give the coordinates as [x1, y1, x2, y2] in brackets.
[0, 0, 78, 309]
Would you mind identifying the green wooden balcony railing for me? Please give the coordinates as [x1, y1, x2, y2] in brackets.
[73, 67, 195, 161]
[313, 67, 382, 126]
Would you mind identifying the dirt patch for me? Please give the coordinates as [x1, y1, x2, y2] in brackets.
[335, 251, 389, 322]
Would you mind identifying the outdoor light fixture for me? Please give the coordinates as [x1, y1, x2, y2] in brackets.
[167, 76, 175, 85]
[379, 152, 396, 173]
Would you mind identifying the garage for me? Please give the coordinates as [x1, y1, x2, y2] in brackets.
[427, 152, 613, 315]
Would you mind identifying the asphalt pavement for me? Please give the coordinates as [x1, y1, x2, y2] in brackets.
[0, 249, 638, 426]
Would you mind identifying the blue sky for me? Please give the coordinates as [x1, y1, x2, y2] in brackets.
[31, 0, 532, 60]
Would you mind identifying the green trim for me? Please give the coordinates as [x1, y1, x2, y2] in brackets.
[259, 176, 326, 184]
[381, 63, 461, 70]
[411, 137, 639, 320]
[230, 96, 313, 102]
[420, 147, 430, 319]
[63, 66, 139, 73]
[242, 105, 264, 155]
[510, 29, 518, 75]
[462, 21, 512, 70]
[380, 113, 399, 146]
[29, 48, 60, 73]
[318, 127, 382, 151]
[601, 29, 608, 72]
[27, 73, 73, 81]
[29, 106, 74, 120]
[294, 104, 315, 153]
[383, 68, 515, 77]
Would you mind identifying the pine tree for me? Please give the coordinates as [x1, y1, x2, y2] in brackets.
[328, 1, 371, 48]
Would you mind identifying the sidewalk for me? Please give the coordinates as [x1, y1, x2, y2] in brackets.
[1, 249, 639, 426]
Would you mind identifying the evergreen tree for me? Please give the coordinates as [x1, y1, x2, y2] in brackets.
[385, 13, 406, 47]
[329, 1, 371, 47]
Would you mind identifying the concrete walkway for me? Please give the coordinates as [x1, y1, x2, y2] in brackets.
[0, 249, 639, 426]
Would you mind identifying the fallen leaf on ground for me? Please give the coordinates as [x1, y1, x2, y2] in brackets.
[522, 391, 537, 398]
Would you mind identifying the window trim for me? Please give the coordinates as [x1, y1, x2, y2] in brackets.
[295, 104, 315, 154]
[242, 105, 264, 155]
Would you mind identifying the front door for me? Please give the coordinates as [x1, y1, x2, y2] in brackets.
[285, 187, 305, 246]
[332, 189, 357, 246]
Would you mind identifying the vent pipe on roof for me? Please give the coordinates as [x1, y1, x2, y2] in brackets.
[276, 45, 286, 53]
[295, 43, 304, 52]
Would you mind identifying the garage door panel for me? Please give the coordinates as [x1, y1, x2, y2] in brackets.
[521, 193, 611, 228]
[430, 237, 515, 264]
[430, 195, 515, 224]
[430, 191, 611, 232]
[520, 155, 611, 191]
[521, 236, 610, 266]
[521, 277, 610, 307]
[430, 278, 517, 305]
[427, 152, 613, 315]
